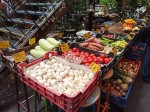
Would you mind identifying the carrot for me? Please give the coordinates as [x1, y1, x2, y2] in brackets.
[79, 43, 89, 47]
[86, 37, 95, 42]
[93, 38, 102, 44]
[90, 43, 104, 50]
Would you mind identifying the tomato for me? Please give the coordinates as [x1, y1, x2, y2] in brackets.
[93, 58, 99, 63]
[80, 51, 85, 55]
[108, 57, 112, 61]
[90, 53, 95, 57]
[75, 52, 80, 57]
[72, 47, 78, 52]
[98, 57, 104, 64]
[87, 56, 92, 59]
[88, 58, 93, 63]
[85, 63, 90, 66]
[100, 54, 106, 59]
[104, 58, 110, 64]
[83, 59, 88, 64]
[85, 54, 89, 58]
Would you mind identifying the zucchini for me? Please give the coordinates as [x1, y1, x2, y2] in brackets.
[39, 39, 55, 51]
[47, 38, 61, 47]
[35, 46, 48, 53]
[30, 49, 45, 58]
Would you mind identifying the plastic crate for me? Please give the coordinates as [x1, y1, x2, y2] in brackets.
[124, 42, 146, 60]
[17, 52, 99, 112]
[102, 82, 133, 108]
[58, 43, 115, 78]
[118, 57, 141, 77]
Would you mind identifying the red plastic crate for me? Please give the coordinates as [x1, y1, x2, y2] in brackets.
[18, 52, 99, 112]
[118, 57, 141, 77]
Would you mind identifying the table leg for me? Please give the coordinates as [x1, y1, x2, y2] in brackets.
[23, 83, 30, 112]
[14, 74, 20, 112]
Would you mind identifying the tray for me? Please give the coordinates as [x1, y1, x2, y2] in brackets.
[17, 52, 99, 112]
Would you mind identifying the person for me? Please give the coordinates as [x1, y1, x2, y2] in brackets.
[141, 16, 150, 83]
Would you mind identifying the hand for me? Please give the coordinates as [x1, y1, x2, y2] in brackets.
[0, 1, 7, 10]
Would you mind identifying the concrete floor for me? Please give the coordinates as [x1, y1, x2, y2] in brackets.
[0, 61, 150, 112]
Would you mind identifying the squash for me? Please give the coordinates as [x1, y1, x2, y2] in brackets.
[30, 49, 45, 58]
[39, 39, 55, 51]
[35, 46, 48, 53]
[47, 38, 61, 47]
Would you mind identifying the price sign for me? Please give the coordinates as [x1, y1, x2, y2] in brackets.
[29, 37, 36, 45]
[58, 32, 64, 38]
[90, 62, 101, 73]
[112, 47, 117, 56]
[60, 43, 70, 52]
[127, 35, 132, 40]
[0, 40, 10, 49]
[13, 51, 26, 63]
[96, 29, 101, 33]
[84, 32, 90, 39]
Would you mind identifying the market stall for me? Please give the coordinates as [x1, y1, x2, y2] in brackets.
[0, 15, 148, 112]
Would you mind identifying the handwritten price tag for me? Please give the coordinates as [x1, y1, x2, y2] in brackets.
[13, 51, 26, 63]
[58, 32, 64, 38]
[60, 43, 70, 52]
[29, 38, 36, 45]
[84, 32, 90, 39]
[90, 62, 101, 73]
[112, 47, 117, 56]
[0, 41, 10, 49]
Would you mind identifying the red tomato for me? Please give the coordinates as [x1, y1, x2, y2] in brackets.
[99, 58, 104, 63]
[104, 58, 110, 64]
[90, 53, 95, 57]
[100, 54, 106, 59]
[72, 47, 78, 52]
[83, 59, 88, 64]
[80, 51, 85, 55]
[85, 63, 90, 66]
[87, 56, 92, 59]
[88, 58, 93, 63]
[85, 54, 89, 58]
[94, 58, 99, 63]
[108, 57, 112, 61]
[75, 52, 80, 57]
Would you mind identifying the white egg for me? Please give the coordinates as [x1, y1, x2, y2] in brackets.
[89, 73, 94, 79]
[36, 76, 42, 80]
[60, 72, 65, 77]
[38, 80, 44, 84]
[30, 73, 36, 78]
[58, 63, 63, 67]
[43, 75, 48, 79]
[51, 59, 56, 64]
[51, 79, 57, 86]
[42, 79, 46, 83]
[47, 79, 52, 83]
[56, 76, 62, 82]
[66, 66, 71, 70]
[44, 83, 50, 87]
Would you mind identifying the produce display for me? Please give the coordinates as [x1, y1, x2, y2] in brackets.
[61, 47, 113, 66]
[24, 56, 95, 97]
[30, 38, 61, 58]
[79, 37, 104, 51]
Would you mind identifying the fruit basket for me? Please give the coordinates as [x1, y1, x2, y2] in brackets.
[17, 52, 99, 112]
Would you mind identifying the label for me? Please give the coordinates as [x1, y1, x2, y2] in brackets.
[112, 47, 117, 56]
[60, 43, 70, 52]
[29, 38, 36, 45]
[58, 32, 64, 37]
[96, 29, 101, 33]
[127, 35, 132, 40]
[13, 51, 26, 63]
[84, 32, 90, 39]
[90, 62, 101, 73]
[0, 40, 10, 49]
